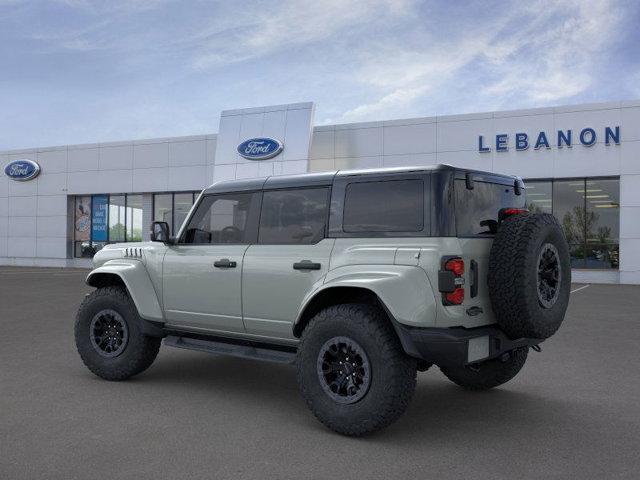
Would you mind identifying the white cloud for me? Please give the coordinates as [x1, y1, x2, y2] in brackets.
[0, 0, 633, 149]
[191, 0, 414, 69]
[334, 0, 625, 122]
[482, 0, 621, 105]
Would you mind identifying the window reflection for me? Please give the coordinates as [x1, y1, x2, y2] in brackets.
[74, 192, 155, 258]
[525, 177, 620, 270]
[584, 179, 619, 269]
[154, 193, 172, 229]
[524, 181, 552, 214]
[109, 195, 126, 242]
[126, 195, 143, 242]
[174, 193, 194, 233]
[152, 192, 197, 233]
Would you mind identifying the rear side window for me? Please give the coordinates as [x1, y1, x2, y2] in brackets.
[259, 188, 329, 244]
[455, 180, 524, 236]
[343, 179, 424, 233]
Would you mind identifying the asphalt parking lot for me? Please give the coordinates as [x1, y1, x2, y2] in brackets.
[1, 267, 639, 479]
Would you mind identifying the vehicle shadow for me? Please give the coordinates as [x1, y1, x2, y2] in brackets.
[131, 349, 582, 443]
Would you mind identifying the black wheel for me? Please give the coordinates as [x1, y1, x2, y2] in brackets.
[441, 347, 528, 391]
[75, 286, 161, 381]
[488, 213, 571, 339]
[296, 304, 417, 436]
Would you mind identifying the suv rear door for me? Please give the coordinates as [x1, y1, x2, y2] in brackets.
[448, 174, 525, 323]
[162, 192, 261, 333]
[242, 186, 334, 341]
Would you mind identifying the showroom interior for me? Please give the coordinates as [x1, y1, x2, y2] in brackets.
[1, 100, 638, 284]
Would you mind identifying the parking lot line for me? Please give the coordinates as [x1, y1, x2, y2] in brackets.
[570, 284, 590, 294]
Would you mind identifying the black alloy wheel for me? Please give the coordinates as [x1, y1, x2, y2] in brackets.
[316, 336, 371, 404]
[89, 309, 129, 358]
[537, 242, 561, 309]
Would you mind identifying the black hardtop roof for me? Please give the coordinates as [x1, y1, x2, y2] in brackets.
[202, 164, 520, 194]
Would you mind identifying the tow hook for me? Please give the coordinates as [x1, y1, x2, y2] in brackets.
[531, 344, 542, 352]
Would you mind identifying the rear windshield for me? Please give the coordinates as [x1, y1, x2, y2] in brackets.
[455, 180, 524, 236]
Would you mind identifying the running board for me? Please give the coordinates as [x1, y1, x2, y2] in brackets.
[163, 335, 296, 364]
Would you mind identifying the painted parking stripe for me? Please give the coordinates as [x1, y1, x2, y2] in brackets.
[570, 285, 590, 294]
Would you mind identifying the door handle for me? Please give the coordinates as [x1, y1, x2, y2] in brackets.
[214, 258, 237, 268]
[293, 260, 321, 270]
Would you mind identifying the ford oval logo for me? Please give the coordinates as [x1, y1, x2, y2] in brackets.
[237, 137, 283, 160]
[4, 159, 41, 181]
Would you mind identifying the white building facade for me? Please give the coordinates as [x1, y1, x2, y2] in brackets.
[1, 100, 639, 284]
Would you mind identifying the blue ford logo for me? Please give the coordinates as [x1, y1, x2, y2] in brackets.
[4, 159, 41, 181]
[237, 137, 283, 160]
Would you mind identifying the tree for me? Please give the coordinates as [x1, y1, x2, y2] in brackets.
[561, 205, 598, 245]
[109, 223, 125, 241]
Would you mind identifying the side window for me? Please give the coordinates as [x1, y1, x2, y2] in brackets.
[182, 193, 259, 244]
[343, 179, 424, 233]
[259, 188, 329, 244]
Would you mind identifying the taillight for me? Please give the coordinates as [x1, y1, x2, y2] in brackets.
[438, 256, 465, 305]
[498, 207, 529, 222]
[445, 288, 465, 305]
[444, 258, 465, 276]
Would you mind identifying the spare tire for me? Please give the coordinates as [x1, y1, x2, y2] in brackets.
[487, 213, 571, 339]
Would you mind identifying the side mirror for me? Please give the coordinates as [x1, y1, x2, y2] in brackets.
[150, 221, 171, 243]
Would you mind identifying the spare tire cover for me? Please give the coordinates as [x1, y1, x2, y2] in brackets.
[487, 213, 571, 339]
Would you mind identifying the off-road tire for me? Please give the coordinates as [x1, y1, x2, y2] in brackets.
[488, 213, 571, 339]
[75, 286, 161, 381]
[296, 304, 417, 436]
[441, 347, 528, 391]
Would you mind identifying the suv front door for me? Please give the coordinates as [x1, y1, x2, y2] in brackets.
[242, 187, 334, 341]
[162, 192, 261, 333]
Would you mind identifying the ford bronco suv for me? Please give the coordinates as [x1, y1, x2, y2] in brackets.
[75, 165, 570, 436]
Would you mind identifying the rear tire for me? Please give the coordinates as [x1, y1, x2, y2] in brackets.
[75, 286, 161, 381]
[296, 304, 417, 436]
[440, 347, 528, 391]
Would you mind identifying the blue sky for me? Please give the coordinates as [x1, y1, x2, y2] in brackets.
[1, 0, 639, 150]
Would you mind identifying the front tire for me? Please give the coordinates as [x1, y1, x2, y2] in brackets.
[440, 347, 528, 391]
[75, 286, 161, 381]
[296, 304, 417, 436]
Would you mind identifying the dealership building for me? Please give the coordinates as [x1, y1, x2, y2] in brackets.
[1, 100, 639, 284]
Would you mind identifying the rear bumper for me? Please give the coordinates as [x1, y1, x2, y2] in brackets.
[394, 323, 542, 367]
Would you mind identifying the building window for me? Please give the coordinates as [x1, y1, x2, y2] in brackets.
[73, 193, 147, 258]
[109, 195, 126, 242]
[523, 180, 552, 214]
[174, 193, 195, 235]
[153, 193, 172, 228]
[126, 194, 143, 242]
[74, 196, 92, 258]
[152, 191, 198, 235]
[525, 178, 619, 270]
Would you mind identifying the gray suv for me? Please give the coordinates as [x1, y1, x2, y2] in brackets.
[75, 165, 571, 436]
